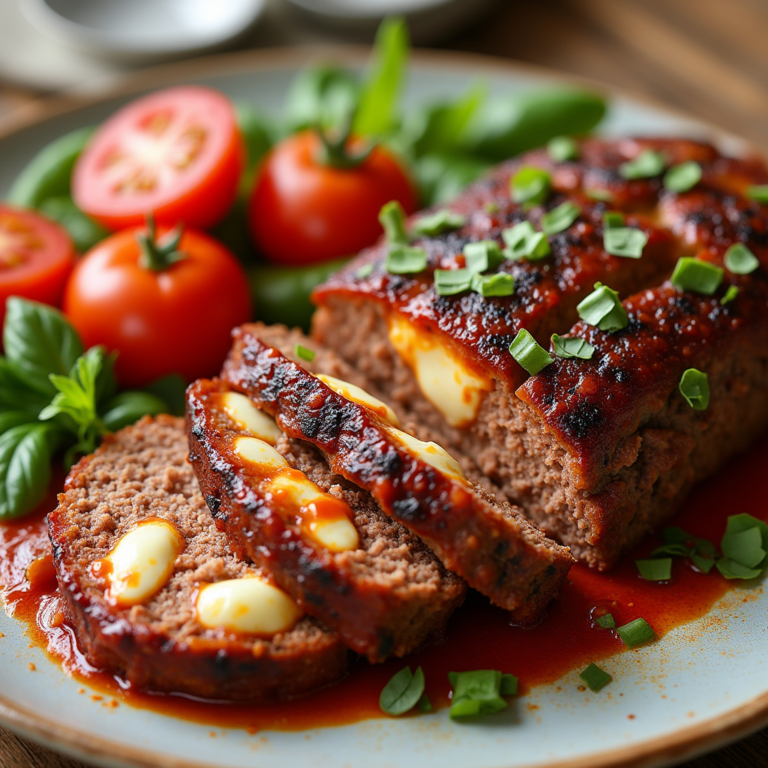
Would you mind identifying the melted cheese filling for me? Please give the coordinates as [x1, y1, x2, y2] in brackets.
[387, 315, 492, 428]
[196, 577, 301, 635]
[219, 392, 281, 445]
[316, 373, 400, 426]
[234, 435, 288, 470]
[388, 426, 466, 481]
[98, 520, 183, 607]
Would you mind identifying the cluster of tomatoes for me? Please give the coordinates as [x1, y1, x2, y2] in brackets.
[1, 86, 415, 387]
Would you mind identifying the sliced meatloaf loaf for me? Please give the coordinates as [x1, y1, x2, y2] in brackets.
[187, 379, 466, 662]
[311, 137, 768, 568]
[48, 416, 348, 700]
[220, 325, 573, 624]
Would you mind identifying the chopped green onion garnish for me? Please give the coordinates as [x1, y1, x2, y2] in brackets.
[670, 257, 724, 295]
[501, 221, 551, 261]
[576, 282, 629, 332]
[619, 149, 665, 180]
[511, 167, 552, 208]
[602, 211, 625, 228]
[356, 263, 374, 279]
[417, 693, 433, 712]
[724, 243, 759, 275]
[551, 333, 595, 360]
[412, 209, 466, 237]
[385, 245, 428, 275]
[434, 268, 473, 296]
[720, 513, 768, 571]
[720, 285, 739, 305]
[464, 240, 504, 273]
[586, 188, 614, 202]
[616, 618, 655, 647]
[294, 344, 316, 363]
[656, 527, 719, 573]
[509, 329, 553, 375]
[651, 543, 690, 558]
[548, 136, 579, 163]
[471, 272, 516, 297]
[716, 559, 763, 579]
[542, 202, 581, 235]
[635, 558, 672, 581]
[603, 227, 648, 259]
[580, 663, 612, 692]
[747, 185, 768, 204]
[595, 613, 615, 629]
[448, 670, 514, 719]
[664, 161, 702, 193]
[500, 673, 518, 696]
[379, 200, 410, 245]
[679, 368, 710, 410]
[379, 666, 426, 716]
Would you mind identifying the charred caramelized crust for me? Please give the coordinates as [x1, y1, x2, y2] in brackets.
[187, 379, 466, 662]
[221, 327, 574, 624]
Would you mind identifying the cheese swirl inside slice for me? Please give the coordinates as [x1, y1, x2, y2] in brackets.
[219, 391, 282, 445]
[316, 373, 400, 427]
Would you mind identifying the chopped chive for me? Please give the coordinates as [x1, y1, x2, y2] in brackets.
[576, 282, 629, 332]
[670, 257, 724, 295]
[356, 263, 374, 279]
[721, 513, 768, 571]
[602, 211, 625, 228]
[679, 368, 709, 410]
[509, 329, 553, 375]
[294, 344, 316, 362]
[691, 551, 718, 574]
[721, 285, 739, 305]
[379, 666, 426, 716]
[548, 136, 579, 163]
[501, 221, 551, 261]
[747, 185, 768, 204]
[635, 558, 673, 581]
[385, 245, 428, 275]
[619, 149, 665, 180]
[724, 243, 759, 275]
[417, 693, 433, 712]
[651, 543, 690, 558]
[595, 613, 615, 629]
[551, 333, 595, 360]
[616, 618, 655, 647]
[470, 272, 516, 297]
[379, 200, 410, 245]
[448, 670, 511, 719]
[464, 240, 504, 273]
[500, 673, 518, 696]
[603, 227, 648, 259]
[716, 559, 763, 579]
[586, 188, 614, 202]
[664, 161, 702, 193]
[434, 268, 473, 296]
[580, 663, 612, 692]
[511, 167, 552, 208]
[542, 202, 581, 235]
[412, 209, 466, 237]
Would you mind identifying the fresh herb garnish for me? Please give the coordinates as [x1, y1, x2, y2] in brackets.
[603, 227, 648, 259]
[653, 526, 719, 574]
[635, 558, 673, 581]
[616, 618, 655, 647]
[501, 221, 551, 261]
[463, 240, 504, 272]
[547, 136, 579, 162]
[580, 663, 612, 692]
[356, 263, 375, 279]
[576, 283, 629, 331]
[720, 285, 739, 305]
[379, 200, 410, 245]
[541, 202, 581, 235]
[595, 613, 615, 629]
[411, 209, 466, 236]
[509, 329, 553, 375]
[448, 670, 517, 719]
[511, 167, 552, 208]
[670, 257, 724, 295]
[679, 368, 709, 410]
[663, 161, 702, 193]
[295, 344, 316, 362]
[602, 211, 625, 228]
[619, 149, 665, 180]
[434, 268, 473, 296]
[380, 201, 428, 274]
[716, 514, 768, 580]
[379, 666, 426, 716]
[724, 243, 759, 275]
[470, 272, 516, 297]
[551, 333, 595, 360]
[417, 693, 433, 712]
[747, 185, 768, 204]
[586, 188, 614, 202]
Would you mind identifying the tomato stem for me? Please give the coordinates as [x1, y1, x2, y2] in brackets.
[316, 113, 375, 170]
[137, 215, 186, 271]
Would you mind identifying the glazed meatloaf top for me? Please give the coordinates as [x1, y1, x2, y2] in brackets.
[48, 416, 347, 701]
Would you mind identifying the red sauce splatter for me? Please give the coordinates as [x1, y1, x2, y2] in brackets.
[2, 439, 767, 733]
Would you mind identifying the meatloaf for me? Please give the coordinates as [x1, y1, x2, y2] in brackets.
[187, 379, 466, 662]
[312, 137, 768, 568]
[48, 416, 348, 700]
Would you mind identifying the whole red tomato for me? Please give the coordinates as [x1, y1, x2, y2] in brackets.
[73, 86, 243, 231]
[63, 221, 251, 387]
[249, 129, 416, 266]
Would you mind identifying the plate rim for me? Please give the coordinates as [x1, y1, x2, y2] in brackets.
[0, 43, 766, 768]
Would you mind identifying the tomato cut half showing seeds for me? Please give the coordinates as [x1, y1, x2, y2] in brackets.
[0, 205, 76, 328]
[73, 86, 244, 231]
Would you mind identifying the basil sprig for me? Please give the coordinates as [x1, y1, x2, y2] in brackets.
[0, 298, 180, 520]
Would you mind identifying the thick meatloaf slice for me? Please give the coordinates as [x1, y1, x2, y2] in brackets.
[187, 380, 466, 662]
[48, 416, 347, 700]
[220, 326, 573, 623]
[311, 137, 768, 568]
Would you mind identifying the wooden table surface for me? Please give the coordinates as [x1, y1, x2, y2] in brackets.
[1, 0, 767, 766]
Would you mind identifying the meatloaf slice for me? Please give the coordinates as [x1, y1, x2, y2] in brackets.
[187, 379, 466, 662]
[47, 416, 347, 701]
[220, 326, 573, 624]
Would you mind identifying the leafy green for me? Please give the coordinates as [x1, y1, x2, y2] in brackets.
[551, 334, 594, 360]
[37, 196, 110, 254]
[580, 663, 612, 692]
[101, 392, 169, 433]
[379, 666, 425, 716]
[448, 670, 516, 719]
[284, 66, 359, 132]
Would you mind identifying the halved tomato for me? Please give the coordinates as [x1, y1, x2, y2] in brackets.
[0, 205, 76, 330]
[72, 86, 244, 231]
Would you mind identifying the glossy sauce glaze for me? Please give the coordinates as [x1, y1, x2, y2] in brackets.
[2, 436, 767, 733]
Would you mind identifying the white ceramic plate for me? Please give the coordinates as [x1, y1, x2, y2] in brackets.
[0, 48, 767, 768]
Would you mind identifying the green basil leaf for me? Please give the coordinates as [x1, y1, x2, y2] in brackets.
[0, 357, 50, 414]
[0, 412, 38, 435]
[37, 196, 109, 254]
[101, 391, 169, 433]
[379, 666, 425, 716]
[142, 373, 187, 417]
[284, 66, 359, 132]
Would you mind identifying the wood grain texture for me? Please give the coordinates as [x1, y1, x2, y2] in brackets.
[1, 0, 767, 766]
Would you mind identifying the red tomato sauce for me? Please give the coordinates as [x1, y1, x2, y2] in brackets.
[2, 438, 766, 733]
